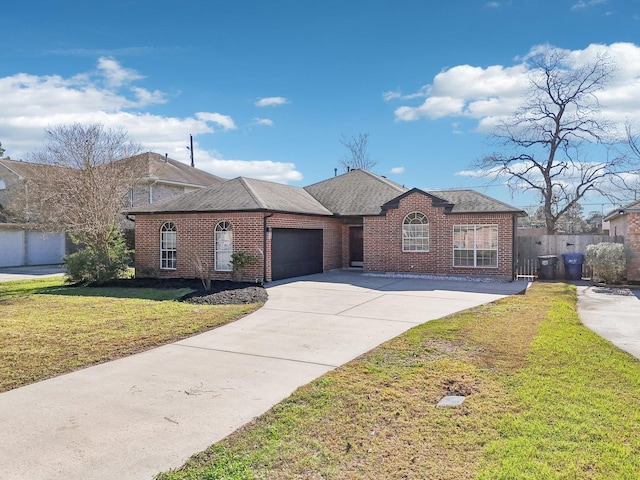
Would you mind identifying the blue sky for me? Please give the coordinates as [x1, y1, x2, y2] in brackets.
[1, 0, 640, 213]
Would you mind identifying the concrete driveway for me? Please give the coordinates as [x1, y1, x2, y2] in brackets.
[0, 265, 65, 282]
[577, 285, 640, 360]
[0, 270, 526, 480]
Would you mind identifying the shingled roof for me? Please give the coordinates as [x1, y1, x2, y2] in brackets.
[128, 177, 333, 215]
[0, 158, 59, 179]
[304, 169, 408, 216]
[426, 189, 526, 215]
[127, 168, 524, 217]
[119, 152, 224, 187]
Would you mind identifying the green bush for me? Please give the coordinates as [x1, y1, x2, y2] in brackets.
[64, 233, 132, 285]
[585, 242, 629, 284]
[230, 251, 260, 282]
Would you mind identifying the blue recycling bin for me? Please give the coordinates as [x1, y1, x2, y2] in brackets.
[562, 253, 584, 280]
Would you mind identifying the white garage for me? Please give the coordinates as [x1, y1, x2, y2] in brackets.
[0, 225, 66, 267]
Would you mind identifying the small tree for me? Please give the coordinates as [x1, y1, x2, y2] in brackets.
[27, 123, 143, 283]
[0, 141, 5, 157]
[339, 133, 377, 172]
[585, 242, 629, 284]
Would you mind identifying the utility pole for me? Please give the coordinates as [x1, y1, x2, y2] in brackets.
[189, 134, 194, 167]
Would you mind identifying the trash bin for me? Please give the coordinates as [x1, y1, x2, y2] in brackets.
[537, 255, 558, 280]
[562, 253, 584, 280]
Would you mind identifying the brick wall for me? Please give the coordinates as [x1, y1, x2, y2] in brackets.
[625, 213, 640, 281]
[134, 211, 344, 282]
[363, 192, 515, 278]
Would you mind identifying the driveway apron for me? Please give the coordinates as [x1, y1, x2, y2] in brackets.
[0, 271, 526, 480]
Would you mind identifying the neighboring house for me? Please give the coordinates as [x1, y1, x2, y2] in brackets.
[0, 152, 223, 267]
[0, 158, 67, 267]
[604, 200, 640, 281]
[129, 169, 525, 282]
[121, 152, 224, 207]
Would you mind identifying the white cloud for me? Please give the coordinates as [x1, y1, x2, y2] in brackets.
[389, 166, 405, 174]
[0, 58, 302, 184]
[390, 43, 640, 133]
[96, 56, 143, 87]
[253, 117, 274, 127]
[194, 152, 303, 183]
[195, 112, 237, 131]
[255, 96, 290, 107]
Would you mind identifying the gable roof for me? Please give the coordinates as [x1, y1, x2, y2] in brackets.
[128, 176, 333, 216]
[304, 169, 408, 216]
[120, 152, 224, 187]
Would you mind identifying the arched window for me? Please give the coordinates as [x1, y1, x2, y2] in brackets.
[160, 222, 177, 270]
[402, 212, 429, 252]
[215, 221, 233, 271]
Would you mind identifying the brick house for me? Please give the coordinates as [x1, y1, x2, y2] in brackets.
[604, 200, 640, 281]
[129, 169, 525, 282]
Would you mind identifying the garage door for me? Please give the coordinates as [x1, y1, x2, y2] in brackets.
[26, 231, 66, 265]
[271, 228, 323, 281]
[0, 230, 25, 267]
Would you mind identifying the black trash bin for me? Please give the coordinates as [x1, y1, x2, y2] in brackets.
[537, 255, 558, 280]
[562, 253, 584, 280]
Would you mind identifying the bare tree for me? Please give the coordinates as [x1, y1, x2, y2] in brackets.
[339, 133, 377, 172]
[474, 48, 638, 233]
[27, 123, 142, 252]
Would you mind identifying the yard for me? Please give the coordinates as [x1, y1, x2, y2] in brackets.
[0, 277, 262, 393]
[2, 279, 639, 479]
[156, 282, 640, 480]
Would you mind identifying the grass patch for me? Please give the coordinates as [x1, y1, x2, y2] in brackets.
[156, 282, 640, 480]
[0, 277, 261, 392]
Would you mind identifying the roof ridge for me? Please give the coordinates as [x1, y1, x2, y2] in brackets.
[238, 177, 267, 209]
[357, 169, 407, 192]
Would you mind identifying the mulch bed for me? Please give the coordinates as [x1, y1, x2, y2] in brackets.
[90, 277, 268, 305]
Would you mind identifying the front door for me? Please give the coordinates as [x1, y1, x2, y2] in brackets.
[349, 226, 364, 267]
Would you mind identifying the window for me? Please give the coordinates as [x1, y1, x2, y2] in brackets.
[453, 224, 498, 268]
[215, 221, 233, 271]
[403, 212, 429, 252]
[160, 222, 177, 270]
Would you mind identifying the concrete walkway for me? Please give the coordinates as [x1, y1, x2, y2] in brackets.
[577, 285, 640, 360]
[0, 271, 526, 480]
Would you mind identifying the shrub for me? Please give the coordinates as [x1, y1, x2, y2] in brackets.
[230, 251, 260, 282]
[585, 242, 629, 284]
[64, 233, 132, 285]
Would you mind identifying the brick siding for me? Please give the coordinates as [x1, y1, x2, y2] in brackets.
[364, 192, 515, 278]
[134, 211, 343, 282]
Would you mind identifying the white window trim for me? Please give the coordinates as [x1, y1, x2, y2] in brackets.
[215, 221, 233, 272]
[452, 224, 499, 268]
[160, 222, 177, 270]
[402, 212, 430, 252]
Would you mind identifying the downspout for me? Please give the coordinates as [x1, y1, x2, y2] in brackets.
[263, 212, 274, 283]
[512, 215, 517, 280]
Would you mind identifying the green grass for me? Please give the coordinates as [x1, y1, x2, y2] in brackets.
[156, 282, 640, 480]
[0, 277, 262, 392]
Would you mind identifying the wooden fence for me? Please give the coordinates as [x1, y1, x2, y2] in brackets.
[514, 234, 624, 280]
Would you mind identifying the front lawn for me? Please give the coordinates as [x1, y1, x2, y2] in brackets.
[157, 282, 640, 480]
[0, 277, 262, 392]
